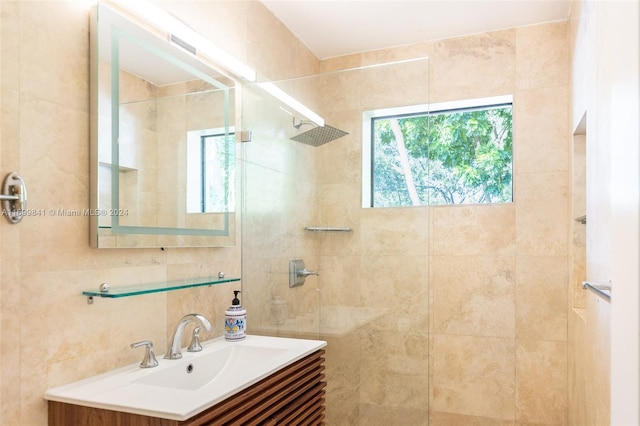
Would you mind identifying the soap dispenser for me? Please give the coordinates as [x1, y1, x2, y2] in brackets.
[224, 290, 246, 341]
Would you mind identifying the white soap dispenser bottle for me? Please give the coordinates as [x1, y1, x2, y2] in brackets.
[224, 290, 246, 341]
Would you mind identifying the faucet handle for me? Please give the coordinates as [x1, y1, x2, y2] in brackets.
[187, 326, 203, 352]
[298, 268, 319, 277]
[130, 340, 159, 368]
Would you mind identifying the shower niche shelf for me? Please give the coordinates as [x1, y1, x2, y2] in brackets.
[82, 276, 240, 303]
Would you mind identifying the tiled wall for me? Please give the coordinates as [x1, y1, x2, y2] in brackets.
[316, 23, 570, 425]
[1, 1, 574, 425]
[0, 1, 292, 424]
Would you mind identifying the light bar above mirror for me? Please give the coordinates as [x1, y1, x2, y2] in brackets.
[106, 0, 257, 82]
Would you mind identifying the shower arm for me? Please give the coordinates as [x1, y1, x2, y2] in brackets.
[293, 117, 318, 129]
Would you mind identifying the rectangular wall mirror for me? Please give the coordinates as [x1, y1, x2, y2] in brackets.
[89, 4, 236, 248]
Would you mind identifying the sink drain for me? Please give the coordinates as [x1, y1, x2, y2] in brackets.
[186, 363, 194, 374]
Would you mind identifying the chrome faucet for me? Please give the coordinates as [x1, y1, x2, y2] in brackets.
[164, 313, 212, 360]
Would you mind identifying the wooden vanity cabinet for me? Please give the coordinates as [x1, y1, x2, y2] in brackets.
[48, 349, 326, 426]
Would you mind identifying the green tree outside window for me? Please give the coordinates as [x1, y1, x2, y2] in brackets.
[372, 104, 513, 207]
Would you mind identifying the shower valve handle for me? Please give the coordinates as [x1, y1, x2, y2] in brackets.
[298, 268, 319, 277]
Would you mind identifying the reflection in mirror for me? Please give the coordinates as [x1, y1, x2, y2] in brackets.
[90, 4, 236, 248]
[186, 128, 236, 214]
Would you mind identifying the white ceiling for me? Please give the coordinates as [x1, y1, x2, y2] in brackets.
[261, 0, 572, 59]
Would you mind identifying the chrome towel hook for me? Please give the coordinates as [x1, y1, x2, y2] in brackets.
[0, 172, 27, 224]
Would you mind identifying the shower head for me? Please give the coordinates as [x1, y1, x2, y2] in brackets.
[290, 117, 349, 147]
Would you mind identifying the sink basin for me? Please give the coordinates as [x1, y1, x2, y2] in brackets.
[135, 344, 288, 391]
[44, 335, 326, 421]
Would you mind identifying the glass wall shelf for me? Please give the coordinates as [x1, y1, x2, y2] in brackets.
[83, 276, 240, 303]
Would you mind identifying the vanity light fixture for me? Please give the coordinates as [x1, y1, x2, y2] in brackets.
[107, 0, 257, 82]
[257, 82, 325, 127]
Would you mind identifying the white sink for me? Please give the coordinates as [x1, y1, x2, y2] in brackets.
[44, 335, 326, 421]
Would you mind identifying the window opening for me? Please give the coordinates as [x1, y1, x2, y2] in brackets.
[364, 96, 513, 208]
[187, 129, 235, 213]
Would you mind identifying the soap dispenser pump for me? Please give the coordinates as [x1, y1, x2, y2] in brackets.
[224, 290, 246, 341]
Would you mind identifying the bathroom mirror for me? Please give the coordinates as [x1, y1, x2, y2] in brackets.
[89, 4, 236, 248]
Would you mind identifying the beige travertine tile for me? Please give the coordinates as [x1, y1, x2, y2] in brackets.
[0, 117, 21, 426]
[325, 400, 359, 426]
[19, 2, 89, 112]
[1, 1, 20, 92]
[514, 87, 570, 174]
[516, 256, 568, 341]
[119, 70, 158, 105]
[321, 41, 433, 74]
[20, 95, 89, 193]
[431, 334, 516, 420]
[315, 70, 365, 113]
[317, 255, 362, 307]
[360, 254, 429, 332]
[430, 204, 516, 256]
[317, 183, 360, 256]
[246, 1, 319, 80]
[18, 98, 96, 271]
[320, 53, 365, 74]
[243, 108, 318, 178]
[515, 171, 569, 256]
[360, 206, 429, 256]
[19, 268, 167, 426]
[185, 89, 230, 131]
[430, 411, 516, 425]
[516, 22, 569, 90]
[323, 333, 363, 415]
[360, 42, 433, 68]
[315, 119, 362, 186]
[356, 58, 431, 110]
[242, 161, 318, 255]
[431, 255, 516, 338]
[157, 95, 187, 132]
[359, 330, 429, 409]
[516, 339, 568, 425]
[360, 403, 429, 426]
[430, 29, 516, 103]
[1, 87, 20, 168]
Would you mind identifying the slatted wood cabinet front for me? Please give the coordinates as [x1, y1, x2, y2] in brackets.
[48, 349, 326, 426]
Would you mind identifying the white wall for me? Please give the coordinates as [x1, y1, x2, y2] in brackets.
[605, 2, 640, 424]
[571, 1, 640, 424]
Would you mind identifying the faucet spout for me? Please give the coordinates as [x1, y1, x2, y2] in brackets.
[164, 313, 212, 360]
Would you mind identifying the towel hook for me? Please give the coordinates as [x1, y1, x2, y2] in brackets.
[0, 172, 27, 224]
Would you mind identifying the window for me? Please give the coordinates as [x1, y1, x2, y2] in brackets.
[363, 96, 513, 208]
[186, 128, 235, 213]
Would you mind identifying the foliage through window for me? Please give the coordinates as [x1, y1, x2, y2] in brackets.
[186, 129, 235, 213]
[367, 97, 513, 207]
